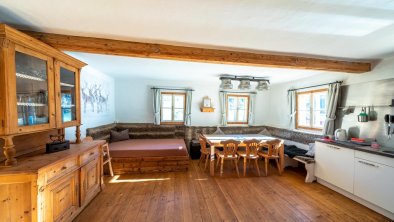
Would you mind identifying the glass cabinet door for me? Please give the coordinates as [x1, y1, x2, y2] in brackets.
[55, 61, 79, 127]
[15, 51, 50, 127]
[60, 67, 76, 123]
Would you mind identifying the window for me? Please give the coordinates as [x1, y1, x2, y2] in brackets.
[160, 92, 185, 124]
[296, 89, 328, 131]
[227, 94, 249, 124]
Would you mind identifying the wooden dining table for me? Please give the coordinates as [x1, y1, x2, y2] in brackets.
[204, 134, 285, 176]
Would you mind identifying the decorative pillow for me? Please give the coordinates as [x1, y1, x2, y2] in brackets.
[212, 126, 225, 135]
[305, 143, 315, 157]
[110, 129, 129, 142]
[258, 128, 272, 136]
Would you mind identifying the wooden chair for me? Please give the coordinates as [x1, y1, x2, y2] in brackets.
[216, 139, 240, 176]
[258, 139, 283, 176]
[83, 136, 114, 177]
[198, 135, 211, 171]
[237, 139, 261, 176]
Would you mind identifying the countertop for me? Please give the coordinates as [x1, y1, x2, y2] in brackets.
[316, 139, 394, 159]
[0, 140, 106, 175]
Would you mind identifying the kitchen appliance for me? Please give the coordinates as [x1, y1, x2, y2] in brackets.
[358, 107, 368, 122]
[335, 129, 347, 141]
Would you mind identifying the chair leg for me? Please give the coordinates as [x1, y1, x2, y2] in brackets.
[275, 159, 282, 175]
[204, 153, 209, 171]
[220, 158, 224, 176]
[255, 159, 260, 176]
[216, 156, 220, 169]
[244, 158, 247, 176]
[108, 158, 114, 177]
[235, 160, 240, 177]
[265, 158, 268, 176]
[198, 153, 203, 166]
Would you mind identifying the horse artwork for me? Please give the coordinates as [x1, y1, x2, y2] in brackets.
[81, 81, 110, 114]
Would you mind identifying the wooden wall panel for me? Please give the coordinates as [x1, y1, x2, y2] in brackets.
[0, 130, 57, 162]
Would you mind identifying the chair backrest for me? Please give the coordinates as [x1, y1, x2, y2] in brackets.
[220, 139, 240, 157]
[198, 134, 209, 152]
[264, 139, 283, 157]
[243, 139, 261, 157]
[82, 136, 94, 143]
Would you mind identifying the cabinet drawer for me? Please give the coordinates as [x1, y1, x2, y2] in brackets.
[355, 151, 394, 168]
[44, 157, 79, 184]
[80, 146, 100, 165]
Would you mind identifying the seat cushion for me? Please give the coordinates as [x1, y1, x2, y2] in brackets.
[110, 129, 129, 142]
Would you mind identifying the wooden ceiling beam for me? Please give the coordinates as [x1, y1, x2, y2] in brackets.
[22, 30, 371, 73]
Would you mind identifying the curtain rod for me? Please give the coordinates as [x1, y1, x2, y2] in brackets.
[151, 87, 194, 91]
[287, 81, 343, 92]
[220, 91, 257, 94]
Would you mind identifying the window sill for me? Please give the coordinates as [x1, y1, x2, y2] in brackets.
[293, 128, 323, 136]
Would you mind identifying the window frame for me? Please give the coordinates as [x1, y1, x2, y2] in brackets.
[295, 88, 328, 131]
[160, 92, 186, 125]
[226, 94, 250, 125]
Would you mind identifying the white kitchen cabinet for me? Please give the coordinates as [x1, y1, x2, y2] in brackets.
[354, 152, 394, 213]
[315, 141, 355, 193]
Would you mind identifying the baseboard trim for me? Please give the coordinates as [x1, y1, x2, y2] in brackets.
[317, 178, 394, 220]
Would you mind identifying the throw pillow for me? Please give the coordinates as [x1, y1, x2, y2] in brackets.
[111, 129, 129, 142]
[212, 126, 225, 135]
[305, 143, 315, 157]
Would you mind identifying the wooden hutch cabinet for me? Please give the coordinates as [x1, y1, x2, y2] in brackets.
[0, 24, 86, 166]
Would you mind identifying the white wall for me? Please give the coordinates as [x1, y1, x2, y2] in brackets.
[65, 66, 115, 140]
[115, 78, 266, 126]
[261, 56, 394, 130]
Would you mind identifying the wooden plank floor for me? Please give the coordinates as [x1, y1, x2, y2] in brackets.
[74, 160, 390, 222]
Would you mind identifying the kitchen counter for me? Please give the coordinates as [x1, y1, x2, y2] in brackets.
[316, 139, 394, 158]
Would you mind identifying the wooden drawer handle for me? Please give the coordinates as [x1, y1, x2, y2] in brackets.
[89, 152, 95, 156]
[61, 166, 67, 170]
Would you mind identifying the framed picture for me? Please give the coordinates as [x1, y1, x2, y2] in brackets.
[203, 98, 211, 107]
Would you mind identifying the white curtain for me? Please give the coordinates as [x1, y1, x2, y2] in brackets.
[288, 90, 296, 129]
[248, 93, 256, 126]
[219, 91, 228, 126]
[184, 90, 192, 126]
[152, 88, 161, 125]
[323, 83, 341, 135]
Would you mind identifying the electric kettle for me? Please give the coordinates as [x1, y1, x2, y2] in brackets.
[335, 129, 347, 141]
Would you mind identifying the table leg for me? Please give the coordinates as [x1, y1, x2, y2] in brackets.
[210, 144, 215, 176]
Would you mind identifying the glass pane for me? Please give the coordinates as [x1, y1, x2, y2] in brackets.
[227, 110, 237, 122]
[313, 91, 327, 111]
[298, 110, 310, 127]
[313, 110, 326, 128]
[238, 110, 247, 122]
[238, 97, 247, 109]
[297, 93, 310, 111]
[162, 94, 172, 108]
[174, 108, 184, 121]
[174, 95, 185, 108]
[228, 96, 237, 110]
[15, 51, 49, 126]
[60, 67, 76, 123]
[162, 108, 172, 121]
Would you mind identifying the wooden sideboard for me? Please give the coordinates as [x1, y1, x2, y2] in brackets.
[0, 23, 86, 166]
[0, 140, 105, 222]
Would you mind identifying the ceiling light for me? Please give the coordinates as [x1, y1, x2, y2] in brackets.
[256, 80, 270, 91]
[238, 79, 251, 90]
[220, 78, 233, 90]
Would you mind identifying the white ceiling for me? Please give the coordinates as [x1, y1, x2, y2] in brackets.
[1, 0, 393, 83]
[66, 52, 342, 84]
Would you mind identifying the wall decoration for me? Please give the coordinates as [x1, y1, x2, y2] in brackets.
[81, 81, 110, 114]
